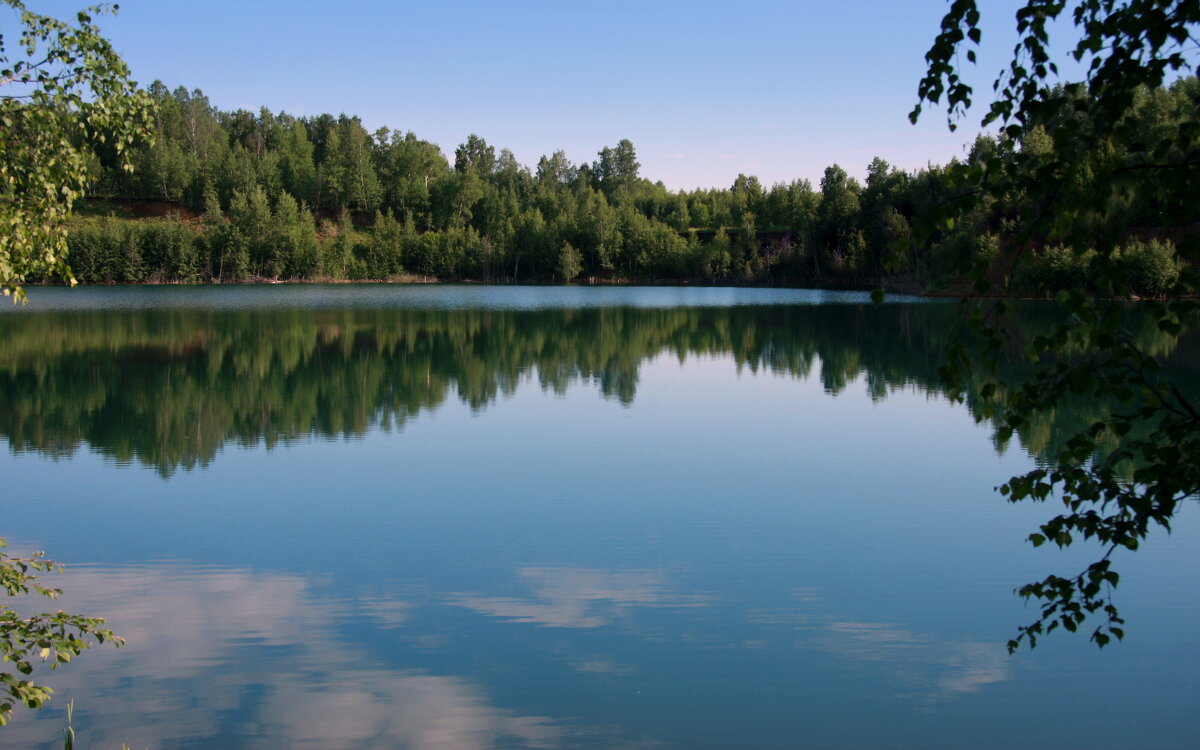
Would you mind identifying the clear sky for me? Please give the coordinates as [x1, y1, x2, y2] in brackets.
[25, 0, 1070, 191]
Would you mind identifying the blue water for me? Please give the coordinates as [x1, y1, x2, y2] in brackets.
[3, 283, 924, 311]
[0, 286, 1194, 749]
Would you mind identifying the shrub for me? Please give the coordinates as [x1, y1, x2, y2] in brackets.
[1012, 244, 1096, 295]
[1116, 238, 1181, 298]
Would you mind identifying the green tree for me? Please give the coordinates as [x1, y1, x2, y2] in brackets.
[277, 119, 317, 206]
[557, 241, 582, 282]
[818, 164, 861, 274]
[216, 189, 251, 280]
[335, 115, 381, 212]
[315, 125, 346, 212]
[703, 227, 732, 280]
[272, 191, 318, 279]
[0, 0, 152, 300]
[319, 209, 360, 279]
[593, 139, 640, 199]
[536, 150, 576, 187]
[135, 82, 192, 202]
[909, 0, 1200, 649]
[454, 133, 496, 177]
[730, 173, 764, 222]
[375, 130, 448, 227]
[200, 186, 225, 279]
[860, 157, 912, 277]
[435, 170, 485, 229]
[366, 209, 404, 278]
[736, 211, 758, 280]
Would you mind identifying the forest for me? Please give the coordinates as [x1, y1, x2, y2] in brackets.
[59, 77, 1197, 293]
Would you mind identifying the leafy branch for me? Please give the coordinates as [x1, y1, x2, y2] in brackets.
[0, 0, 154, 301]
[0, 539, 123, 726]
[910, 0, 1200, 649]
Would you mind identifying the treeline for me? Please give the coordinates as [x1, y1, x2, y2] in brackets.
[2, 301, 1192, 475]
[65, 78, 1198, 291]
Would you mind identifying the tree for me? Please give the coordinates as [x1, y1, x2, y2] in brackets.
[593, 139, 639, 199]
[536, 150, 576, 187]
[335, 115, 381, 212]
[454, 133, 496, 177]
[277, 119, 317, 205]
[860, 157, 912, 277]
[818, 164, 861, 273]
[907, 0, 1200, 650]
[0, 0, 152, 300]
[558, 241, 582, 281]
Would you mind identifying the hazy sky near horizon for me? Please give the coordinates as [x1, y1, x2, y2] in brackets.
[27, 0, 1078, 191]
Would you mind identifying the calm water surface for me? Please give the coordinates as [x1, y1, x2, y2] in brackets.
[0, 285, 1195, 749]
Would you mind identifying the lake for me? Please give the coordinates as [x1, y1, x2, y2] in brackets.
[0, 285, 1195, 749]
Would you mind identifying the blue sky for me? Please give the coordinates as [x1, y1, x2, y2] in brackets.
[26, 0, 1069, 190]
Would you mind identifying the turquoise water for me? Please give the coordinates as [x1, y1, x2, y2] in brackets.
[0, 286, 1195, 749]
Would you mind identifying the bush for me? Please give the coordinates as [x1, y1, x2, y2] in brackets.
[1116, 238, 1181, 298]
[1012, 244, 1096, 295]
[924, 225, 992, 285]
[139, 220, 201, 282]
[66, 219, 121, 282]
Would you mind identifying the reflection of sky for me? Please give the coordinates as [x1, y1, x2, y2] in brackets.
[5, 565, 569, 750]
[3, 328, 1199, 748]
[448, 566, 710, 628]
[4, 560, 1021, 748]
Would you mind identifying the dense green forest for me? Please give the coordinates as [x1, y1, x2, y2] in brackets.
[2, 301, 1192, 476]
[58, 77, 1197, 292]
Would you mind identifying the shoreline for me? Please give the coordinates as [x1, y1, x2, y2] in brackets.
[21, 275, 920, 295]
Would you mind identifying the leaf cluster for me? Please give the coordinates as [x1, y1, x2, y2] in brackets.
[0, 539, 122, 726]
[0, 1, 153, 300]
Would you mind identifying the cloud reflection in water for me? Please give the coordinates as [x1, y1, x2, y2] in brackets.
[447, 566, 711, 629]
[4, 562, 1013, 748]
[748, 600, 1011, 702]
[451, 567, 1011, 705]
[4, 565, 568, 750]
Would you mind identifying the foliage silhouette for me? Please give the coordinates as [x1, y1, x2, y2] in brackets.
[910, 0, 1200, 649]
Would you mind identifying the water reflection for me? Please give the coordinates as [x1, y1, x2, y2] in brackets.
[6, 559, 1022, 747]
[3, 292, 1190, 475]
[3, 288, 1196, 748]
[5, 564, 571, 749]
[815, 621, 1010, 700]
[260, 673, 562, 750]
[448, 566, 711, 628]
[744, 606, 1011, 703]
